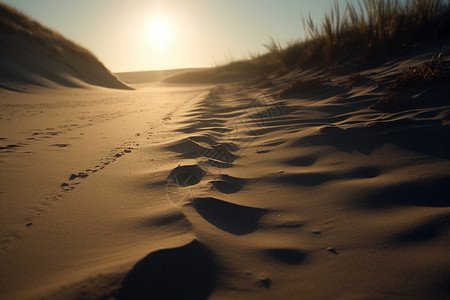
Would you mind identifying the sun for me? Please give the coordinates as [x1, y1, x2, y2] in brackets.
[147, 16, 173, 50]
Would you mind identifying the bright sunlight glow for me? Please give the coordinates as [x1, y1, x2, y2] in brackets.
[147, 16, 173, 50]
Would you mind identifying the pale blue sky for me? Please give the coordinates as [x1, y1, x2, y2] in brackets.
[3, 0, 359, 72]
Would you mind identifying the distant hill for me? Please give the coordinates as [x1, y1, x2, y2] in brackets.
[0, 2, 131, 91]
[115, 68, 206, 84]
[161, 59, 277, 84]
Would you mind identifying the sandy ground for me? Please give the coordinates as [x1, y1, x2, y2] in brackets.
[1, 44, 450, 300]
[0, 82, 211, 299]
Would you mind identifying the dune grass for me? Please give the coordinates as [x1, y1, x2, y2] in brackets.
[346, 73, 366, 89]
[265, 0, 450, 71]
[266, 0, 450, 106]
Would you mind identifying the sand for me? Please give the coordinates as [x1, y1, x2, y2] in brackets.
[1, 43, 450, 299]
[0, 2, 130, 92]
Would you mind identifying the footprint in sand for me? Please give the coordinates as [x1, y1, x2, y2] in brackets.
[191, 197, 268, 235]
[68, 172, 89, 181]
[167, 165, 204, 186]
[267, 248, 308, 265]
[0, 144, 20, 151]
[166, 165, 204, 206]
[285, 156, 317, 167]
[209, 174, 246, 194]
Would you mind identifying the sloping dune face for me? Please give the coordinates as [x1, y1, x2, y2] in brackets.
[0, 3, 131, 91]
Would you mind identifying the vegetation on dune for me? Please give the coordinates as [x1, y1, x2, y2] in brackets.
[265, 0, 450, 71]
[386, 50, 448, 90]
[267, 0, 450, 107]
[346, 73, 366, 89]
[372, 50, 450, 110]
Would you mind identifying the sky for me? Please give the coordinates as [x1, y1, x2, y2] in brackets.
[3, 0, 360, 72]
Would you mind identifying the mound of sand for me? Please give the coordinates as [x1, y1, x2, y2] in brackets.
[115, 68, 206, 84]
[0, 3, 131, 91]
[162, 60, 276, 84]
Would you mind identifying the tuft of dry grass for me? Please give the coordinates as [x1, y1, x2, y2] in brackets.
[346, 73, 366, 89]
[373, 93, 404, 110]
[372, 50, 450, 110]
[387, 51, 447, 91]
[279, 76, 328, 98]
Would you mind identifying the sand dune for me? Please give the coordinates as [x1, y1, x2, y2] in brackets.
[115, 69, 206, 84]
[1, 31, 450, 300]
[161, 60, 275, 84]
[0, 3, 130, 91]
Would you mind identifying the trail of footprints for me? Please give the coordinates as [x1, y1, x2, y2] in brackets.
[1, 135, 155, 248]
[164, 85, 380, 285]
[165, 87, 263, 234]
[57, 123, 159, 195]
[161, 87, 320, 290]
[0, 109, 143, 154]
[58, 143, 138, 194]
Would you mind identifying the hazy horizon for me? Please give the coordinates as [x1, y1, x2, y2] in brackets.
[2, 0, 362, 73]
